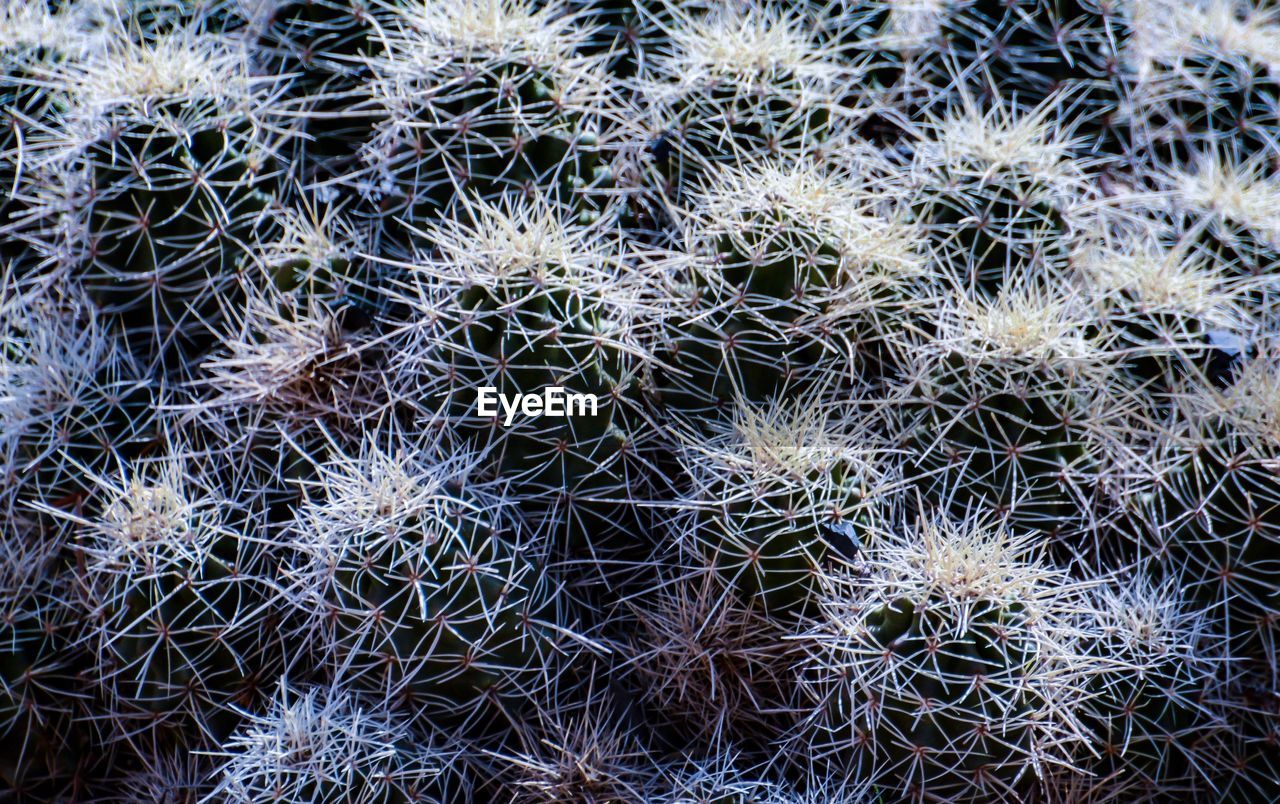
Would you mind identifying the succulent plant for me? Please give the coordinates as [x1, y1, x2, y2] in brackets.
[0, 279, 156, 517]
[909, 0, 1132, 127]
[67, 455, 284, 742]
[489, 681, 656, 802]
[210, 681, 474, 802]
[1069, 579, 1235, 801]
[908, 100, 1088, 294]
[6, 1, 1280, 799]
[666, 397, 883, 618]
[1165, 153, 1280, 282]
[0, 2, 83, 265]
[561, 0, 668, 78]
[113, 747, 215, 803]
[246, 0, 386, 96]
[623, 561, 799, 746]
[649, 158, 927, 416]
[239, 0, 393, 192]
[1080, 227, 1251, 397]
[385, 196, 660, 544]
[0, 534, 81, 793]
[258, 198, 379, 308]
[196, 279, 379, 428]
[641, 4, 845, 195]
[355, 0, 614, 236]
[290, 432, 560, 723]
[1223, 666, 1280, 802]
[23, 31, 286, 361]
[647, 751, 871, 803]
[1124, 0, 1280, 162]
[892, 277, 1125, 542]
[1132, 343, 1280, 649]
[797, 514, 1097, 802]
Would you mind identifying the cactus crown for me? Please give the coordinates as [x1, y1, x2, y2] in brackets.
[1082, 236, 1240, 321]
[693, 159, 925, 281]
[392, 0, 588, 62]
[866, 515, 1057, 603]
[197, 286, 367, 419]
[212, 683, 448, 800]
[0, 285, 114, 440]
[627, 567, 795, 735]
[1092, 577, 1208, 661]
[265, 202, 359, 272]
[693, 397, 879, 487]
[933, 279, 1099, 366]
[62, 31, 255, 111]
[659, 3, 831, 90]
[296, 432, 485, 546]
[1173, 154, 1280, 246]
[81, 459, 224, 572]
[1213, 345, 1280, 443]
[0, 2, 62, 53]
[798, 512, 1099, 798]
[922, 100, 1080, 183]
[1129, 0, 1280, 76]
[426, 195, 609, 283]
[404, 196, 659, 338]
[495, 698, 653, 802]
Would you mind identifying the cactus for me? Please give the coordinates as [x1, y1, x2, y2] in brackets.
[650, 757, 788, 804]
[666, 397, 882, 618]
[0, 2, 78, 265]
[641, 4, 845, 195]
[385, 196, 659, 544]
[1070, 579, 1235, 800]
[892, 277, 1123, 541]
[490, 682, 656, 802]
[0, 534, 80, 792]
[909, 100, 1088, 294]
[114, 748, 214, 803]
[1224, 666, 1280, 802]
[1165, 153, 1280, 281]
[245, 0, 386, 97]
[355, 0, 614, 235]
[1081, 230, 1251, 397]
[69, 456, 284, 741]
[196, 279, 379, 428]
[259, 198, 379, 308]
[290, 433, 560, 721]
[1133, 343, 1280, 650]
[1125, 0, 1280, 162]
[210, 681, 473, 802]
[905, 0, 1131, 128]
[797, 514, 1097, 802]
[239, 0, 391, 188]
[0, 279, 156, 516]
[23, 31, 285, 360]
[648, 753, 873, 803]
[812, 0, 931, 108]
[8, 0, 1280, 798]
[623, 562, 799, 745]
[650, 158, 927, 416]
[560, 0, 668, 78]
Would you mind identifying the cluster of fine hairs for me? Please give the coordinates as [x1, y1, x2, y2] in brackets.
[3, 0, 1280, 801]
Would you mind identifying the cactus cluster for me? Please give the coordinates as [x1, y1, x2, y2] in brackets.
[2, 0, 1279, 801]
